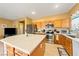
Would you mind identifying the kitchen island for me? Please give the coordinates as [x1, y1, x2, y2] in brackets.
[0, 34, 46, 56]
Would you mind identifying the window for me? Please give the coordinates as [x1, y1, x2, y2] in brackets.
[71, 10, 79, 31]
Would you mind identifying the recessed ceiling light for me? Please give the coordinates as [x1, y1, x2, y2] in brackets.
[32, 11, 36, 15]
[55, 5, 59, 8]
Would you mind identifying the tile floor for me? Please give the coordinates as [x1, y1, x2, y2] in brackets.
[44, 43, 63, 56]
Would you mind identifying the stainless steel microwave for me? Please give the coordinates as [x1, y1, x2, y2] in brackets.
[60, 29, 69, 34]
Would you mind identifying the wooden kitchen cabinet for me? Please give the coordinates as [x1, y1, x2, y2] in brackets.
[34, 21, 45, 29]
[54, 34, 59, 44]
[64, 37, 73, 56]
[54, 34, 65, 46]
[33, 18, 70, 29]
[30, 38, 45, 56]
[57, 34, 65, 46]
[6, 45, 15, 56]
[6, 44, 29, 56]
[54, 34, 73, 56]
[53, 19, 62, 28]
[61, 19, 70, 28]
[53, 19, 70, 28]
[15, 48, 29, 56]
[34, 21, 43, 29]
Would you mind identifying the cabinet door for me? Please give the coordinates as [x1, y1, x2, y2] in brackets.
[6, 45, 15, 56]
[30, 39, 45, 56]
[54, 35, 58, 44]
[35, 22, 42, 29]
[58, 35, 65, 46]
[15, 49, 29, 56]
[53, 19, 62, 28]
[64, 37, 73, 56]
[61, 19, 70, 28]
[55, 34, 65, 46]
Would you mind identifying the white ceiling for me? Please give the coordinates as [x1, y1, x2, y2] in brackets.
[0, 3, 75, 20]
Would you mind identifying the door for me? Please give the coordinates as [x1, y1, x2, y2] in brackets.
[19, 21, 25, 34]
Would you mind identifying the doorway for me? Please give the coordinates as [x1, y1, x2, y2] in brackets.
[19, 21, 25, 34]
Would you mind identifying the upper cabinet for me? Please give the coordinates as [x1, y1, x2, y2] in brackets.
[61, 19, 70, 28]
[33, 21, 46, 29]
[51, 19, 70, 28]
[33, 19, 70, 29]
[53, 19, 62, 28]
[34, 21, 42, 29]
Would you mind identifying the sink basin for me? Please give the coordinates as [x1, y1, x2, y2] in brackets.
[67, 34, 77, 38]
[67, 35, 76, 38]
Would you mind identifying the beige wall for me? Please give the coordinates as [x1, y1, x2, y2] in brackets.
[68, 4, 79, 16]
[13, 17, 33, 34]
[26, 17, 32, 25]
[0, 18, 13, 39]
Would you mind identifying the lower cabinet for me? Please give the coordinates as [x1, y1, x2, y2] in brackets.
[64, 37, 73, 56]
[15, 48, 29, 56]
[6, 45, 15, 56]
[54, 34, 65, 46]
[54, 34, 73, 56]
[30, 39, 45, 56]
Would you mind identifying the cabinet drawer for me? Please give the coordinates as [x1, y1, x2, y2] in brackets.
[6, 45, 13, 51]
[15, 53, 20, 56]
[7, 52, 14, 56]
[6, 45, 14, 56]
[15, 53, 28, 56]
[15, 49, 28, 56]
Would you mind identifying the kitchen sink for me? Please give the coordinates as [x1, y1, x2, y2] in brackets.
[67, 34, 77, 38]
[67, 35, 76, 38]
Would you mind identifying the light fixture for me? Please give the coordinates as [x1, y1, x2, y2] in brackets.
[55, 5, 59, 8]
[32, 11, 36, 15]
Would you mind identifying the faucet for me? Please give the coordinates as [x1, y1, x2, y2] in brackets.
[26, 33, 28, 36]
[25, 29, 28, 36]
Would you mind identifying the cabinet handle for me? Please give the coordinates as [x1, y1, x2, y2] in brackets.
[56, 35, 59, 40]
[40, 44, 43, 48]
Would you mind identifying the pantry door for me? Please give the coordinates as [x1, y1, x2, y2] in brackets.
[19, 21, 25, 34]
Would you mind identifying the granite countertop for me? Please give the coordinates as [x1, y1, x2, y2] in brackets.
[0, 34, 46, 55]
[55, 33, 79, 42]
[62, 34, 79, 42]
